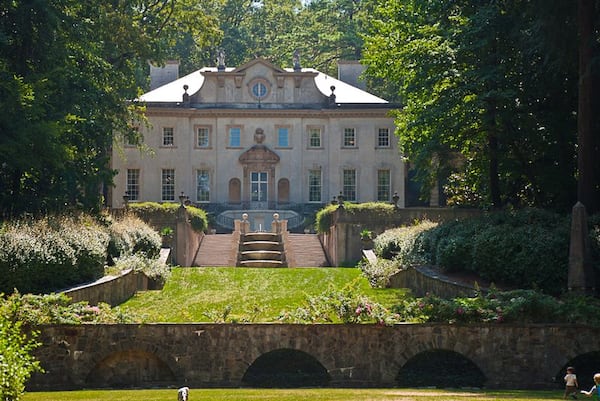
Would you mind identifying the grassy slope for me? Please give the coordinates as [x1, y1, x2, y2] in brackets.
[22, 388, 561, 401]
[119, 267, 408, 323]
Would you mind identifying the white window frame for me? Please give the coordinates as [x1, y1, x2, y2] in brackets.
[196, 126, 211, 148]
[377, 128, 390, 148]
[342, 169, 357, 201]
[308, 169, 322, 202]
[162, 127, 174, 147]
[161, 169, 175, 201]
[343, 128, 356, 148]
[308, 127, 322, 148]
[377, 169, 391, 201]
[126, 169, 140, 201]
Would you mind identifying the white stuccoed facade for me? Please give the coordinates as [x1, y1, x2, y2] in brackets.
[110, 58, 405, 225]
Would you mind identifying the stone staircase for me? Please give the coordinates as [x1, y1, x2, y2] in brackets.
[194, 234, 237, 267]
[286, 234, 330, 267]
[194, 233, 329, 268]
[238, 232, 286, 267]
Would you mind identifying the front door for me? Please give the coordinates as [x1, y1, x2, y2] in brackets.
[250, 171, 268, 209]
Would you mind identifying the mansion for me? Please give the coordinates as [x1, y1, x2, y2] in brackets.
[110, 57, 405, 229]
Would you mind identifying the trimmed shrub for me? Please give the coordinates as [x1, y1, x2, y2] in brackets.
[128, 202, 208, 232]
[315, 202, 397, 233]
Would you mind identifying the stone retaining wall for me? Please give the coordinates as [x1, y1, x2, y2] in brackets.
[30, 323, 600, 391]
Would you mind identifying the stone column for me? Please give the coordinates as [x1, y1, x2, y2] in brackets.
[568, 202, 594, 294]
[175, 204, 189, 267]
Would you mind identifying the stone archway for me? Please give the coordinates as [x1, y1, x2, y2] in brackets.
[396, 349, 486, 388]
[85, 349, 176, 388]
[241, 348, 331, 387]
[555, 351, 600, 390]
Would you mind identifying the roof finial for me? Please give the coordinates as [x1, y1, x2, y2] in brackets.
[293, 49, 301, 71]
[217, 49, 226, 71]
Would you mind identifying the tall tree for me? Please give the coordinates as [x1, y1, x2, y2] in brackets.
[362, 0, 581, 211]
[0, 0, 218, 216]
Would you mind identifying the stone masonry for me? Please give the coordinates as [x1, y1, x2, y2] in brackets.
[30, 323, 600, 390]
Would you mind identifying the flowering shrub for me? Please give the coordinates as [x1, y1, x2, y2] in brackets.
[393, 289, 600, 325]
[372, 220, 436, 265]
[110, 253, 171, 287]
[279, 279, 400, 325]
[1, 291, 138, 326]
[0, 215, 109, 294]
[107, 214, 162, 262]
[358, 258, 401, 288]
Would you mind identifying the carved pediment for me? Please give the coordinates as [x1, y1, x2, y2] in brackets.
[239, 145, 280, 165]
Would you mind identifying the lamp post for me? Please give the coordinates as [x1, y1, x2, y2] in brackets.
[337, 192, 345, 209]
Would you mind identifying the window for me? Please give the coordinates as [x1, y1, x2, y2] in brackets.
[308, 127, 321, 148]
[161, 169, 175, 201]
[308, 170, 322, 202]
[197, 127, 210, 148]
[126, 169, 140, 201]
[377, 170, 391, 201]
[377, 128, 390, 148]
[162, 127, 174, 146]
[229, 127, 241, 147]
[196, 170, 210, 202]
[277, 127, 289, 147]
[342, 169, 356, 201]
[343, 128, 356, 148]
[252, 82, 267, 98]
[251, 172, 268, 202]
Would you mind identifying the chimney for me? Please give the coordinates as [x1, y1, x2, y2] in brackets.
[337, 60, 366, 90]
[149, 60, 180, 90]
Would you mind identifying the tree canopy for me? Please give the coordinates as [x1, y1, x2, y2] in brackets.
[362, 0, 599, 212]
[0, 0, 219, 216]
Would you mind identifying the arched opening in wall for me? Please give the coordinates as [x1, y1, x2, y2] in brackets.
[242, 348, 330, 388]
[229, 178, 241, 203]
[396, 349, 485, 388]
[555, 351, 600, 390]
[277, 178, 289, 204]
[85, 350, 176, 388]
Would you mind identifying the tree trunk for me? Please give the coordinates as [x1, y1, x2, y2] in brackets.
[577, 0, 597, 213]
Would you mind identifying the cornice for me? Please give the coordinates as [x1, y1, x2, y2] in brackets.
[144, 106, 397, 119]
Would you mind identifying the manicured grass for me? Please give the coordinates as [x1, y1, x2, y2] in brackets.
[22, 388, 562, 401]
[119, 267, 408, 322]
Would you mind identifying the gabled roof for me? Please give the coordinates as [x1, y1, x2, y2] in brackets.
[138, 59, 389, 105]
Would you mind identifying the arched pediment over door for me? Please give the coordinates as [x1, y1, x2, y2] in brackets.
[238, 129, 280, 209]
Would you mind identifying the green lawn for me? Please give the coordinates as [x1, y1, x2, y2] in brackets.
[120, 267, 408, 322]
[22, 388, 562, 401]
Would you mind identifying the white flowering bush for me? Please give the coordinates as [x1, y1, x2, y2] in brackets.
[107, 214, 162, 262]
[0, 215, 109, 294]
